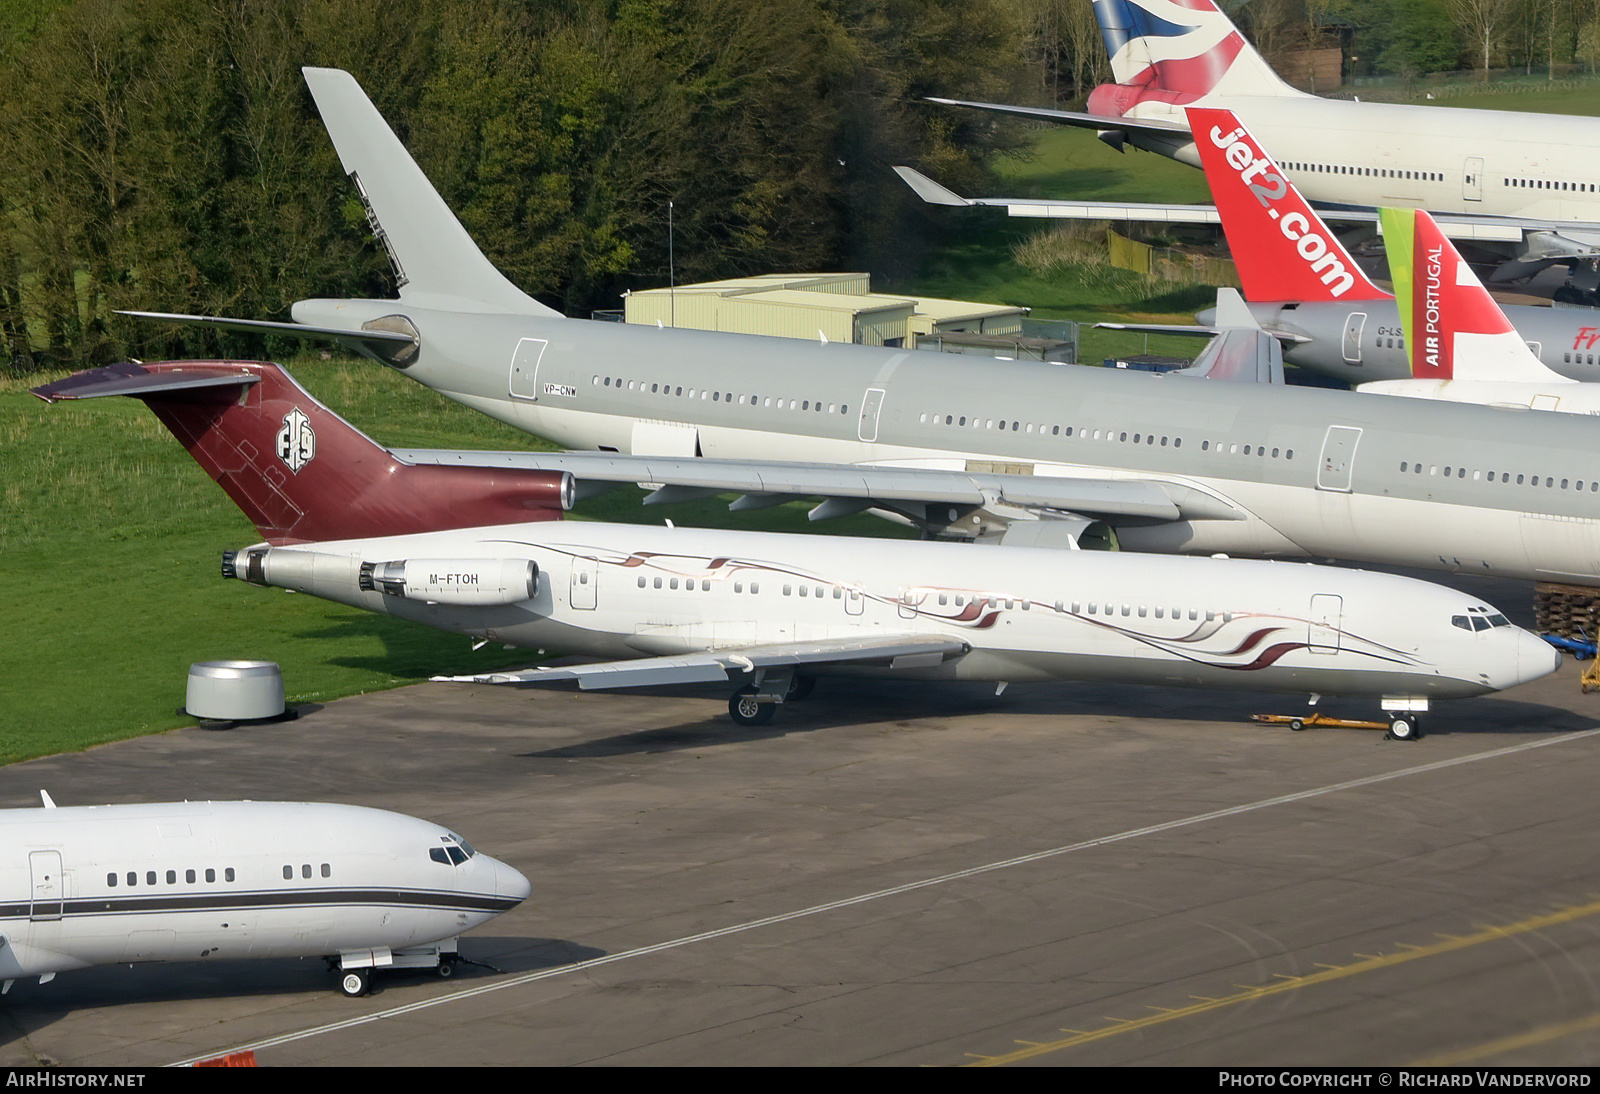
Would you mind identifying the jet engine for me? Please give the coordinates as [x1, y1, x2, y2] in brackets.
[357, 559, 539, 606]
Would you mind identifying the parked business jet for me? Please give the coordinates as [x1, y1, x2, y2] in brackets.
[0, 795, 530, 998]
[34, 360, 1559, 738]
[914, 0, 1600, 278]
[121, 67, 1600, 637]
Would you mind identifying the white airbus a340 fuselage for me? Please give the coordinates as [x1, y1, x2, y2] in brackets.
[227, 519, 1557, 721]
[0, 800, 530, 997]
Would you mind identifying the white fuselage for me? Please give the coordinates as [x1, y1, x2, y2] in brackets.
[1141, 95, 1600, 226]
[0, 802, 529, 983]
[237, 520, 1557, 701]
[311, 300, 1600, 588]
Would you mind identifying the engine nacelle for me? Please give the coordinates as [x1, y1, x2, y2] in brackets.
[357, 558, 539, 606]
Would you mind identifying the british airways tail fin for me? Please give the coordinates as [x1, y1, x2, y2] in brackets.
[1187, 106, 1386, 304]
[1381, 208, 1571, 384]
[302, 67, 562, 318]
[32, 362, 572, 545]
[1088, 0, 1307, 120]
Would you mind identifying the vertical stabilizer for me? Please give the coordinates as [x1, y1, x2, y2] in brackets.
[1088, 0, 1307, 120]
[32, 362, 572, 544]
[1187, 106, 1385, 303]
[302, 67, 563, 318]
[1380, 208, 1571, 384]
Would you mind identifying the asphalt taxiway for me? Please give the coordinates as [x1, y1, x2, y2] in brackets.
[4, 585, 1600, 1066]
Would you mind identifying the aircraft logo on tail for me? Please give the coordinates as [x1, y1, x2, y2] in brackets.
[1187, 107, 1385, 303]
[276, 407, 316, 473]
[1379, 207, 1549, 383]
[1088, 0, 1303, 119]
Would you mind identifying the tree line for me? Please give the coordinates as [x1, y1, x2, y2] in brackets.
[0, 0, 1035, 368]
[5, 0, 1597, 370]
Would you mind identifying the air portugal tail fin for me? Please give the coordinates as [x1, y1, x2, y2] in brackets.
[1381, 208, 1569, 384]
[32, 362, 572, 545]
[1088, 0, 1306, 119]
[300, 67, 562, 318]
[1187, 106, 1386, 304]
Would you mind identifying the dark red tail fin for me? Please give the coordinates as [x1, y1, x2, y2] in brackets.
[33, 361, 571, 544]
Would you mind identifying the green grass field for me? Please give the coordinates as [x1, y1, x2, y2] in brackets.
[0, 360, 906, 765]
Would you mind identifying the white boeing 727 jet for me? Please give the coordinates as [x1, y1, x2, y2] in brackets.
[35, 360, 1560, 738]
[0, 795, 529, 998]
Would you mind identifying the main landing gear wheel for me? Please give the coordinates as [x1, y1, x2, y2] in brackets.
[1386, 716, 1422, 741]
[786, 674, 816, 701]
[729, 686, 776, 726]
[339, 967, 371, 997]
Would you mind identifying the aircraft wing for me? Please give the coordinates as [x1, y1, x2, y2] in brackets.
[433, 634, 969, 690]
[118, 310, 419, 367]
[895, 166, 1600, 251]
[388, 449, 1246, 524]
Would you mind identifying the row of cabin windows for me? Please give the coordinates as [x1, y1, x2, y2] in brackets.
[1399, 461, 1600, 491]
[635, 574, 864, 601]
[920, 414, 1185, 448]
[1281, 161, 1443, 182]
[1565, 351, 1599, 365]
[283, 863, 332, 879]
[108, 867, 236, 887]
[1063, 602, 1227, 621]
[918, 414, 1296, 462]
[594, 374, 848, 416]
[1505, 177, 1598, 193]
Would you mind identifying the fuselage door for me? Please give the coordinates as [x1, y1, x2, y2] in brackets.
[29, 850, 63, 921]
[844, 587, 864, 616]
[858, 387, 886, 443]
[1463, 157, 1484, 202]
[1316, 426, 1362, 493]
[571, 558, 598, 610]
[1342, 312, 1367, 364]
[1309, 594, 1343, 654]
[508, 337, 549, 401]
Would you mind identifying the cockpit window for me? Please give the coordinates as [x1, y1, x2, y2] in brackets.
[1455, 607, 1513, 631]
[429, 834, 476, 866]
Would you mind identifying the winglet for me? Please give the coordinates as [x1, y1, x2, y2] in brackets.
[892, 166, 972, 207]
[1382, 207, 1571, 384]
[1186, 106, 1387, 304]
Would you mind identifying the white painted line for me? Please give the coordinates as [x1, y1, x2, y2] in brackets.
[171, 728, 1600, 1066]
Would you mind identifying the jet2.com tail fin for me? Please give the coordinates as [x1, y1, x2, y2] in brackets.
[1088, 0, 1307, 119]
[32, 362, 572, 545]
[1381, 208, 1570, 384]
[302, 67, 562, 318]
[1187, 106, 1386, 304]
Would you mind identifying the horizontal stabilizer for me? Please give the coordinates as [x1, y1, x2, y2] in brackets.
[924, 97, 1189, 134]
[434, 634, 969, 691]
[119, 310, 417, 367]
[32, 361, 258, 403]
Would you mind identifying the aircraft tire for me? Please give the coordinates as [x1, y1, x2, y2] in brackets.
[729, 687, 776, 727]
[1386, 716, 1420, 741]
[340, 968, 371, 997]
[787, 674, 817, 701]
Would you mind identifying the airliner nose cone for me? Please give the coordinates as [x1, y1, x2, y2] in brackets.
[1520, 631, 1563, 685]
[498, 859, 532, 904]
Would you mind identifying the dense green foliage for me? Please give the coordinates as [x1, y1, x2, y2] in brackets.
[0, 0, 1034, 370]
